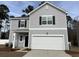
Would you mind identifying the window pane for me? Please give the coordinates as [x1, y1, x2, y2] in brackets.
[20, 20, 25, 27]
[41, 16, 46, 25]
[42, 17, 46, 20]
[42, 21, 46, 24]
[20, 24, 25, 27]
[48, 17, 52, 20]
[47, 16, 52, 24]
[48, 21, 52, 24]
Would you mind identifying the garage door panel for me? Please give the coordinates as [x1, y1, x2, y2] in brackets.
[31, 35, 65, 50]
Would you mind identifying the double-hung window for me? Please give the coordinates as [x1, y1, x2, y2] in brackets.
[42, 17, 47, 24]
[48, 16, 53, 24]
[18, 20, 26, 28]
[39, 15, 55, 25]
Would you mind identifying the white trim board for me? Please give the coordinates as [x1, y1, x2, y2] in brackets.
[29, 28, 67, 30]
[32, 34, 64, 37]
[0, 40, 9, 44]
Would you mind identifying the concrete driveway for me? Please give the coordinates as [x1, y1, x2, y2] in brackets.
[24, 49, 71, 57]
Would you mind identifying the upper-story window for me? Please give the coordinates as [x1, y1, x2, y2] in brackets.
[18, 20, 26, 28]
[39, 15, 55, 25]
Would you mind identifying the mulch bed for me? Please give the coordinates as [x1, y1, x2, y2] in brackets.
[0, 48, 19, 52]
[65, 50, 79, 57]
[0, 52, 26, 57]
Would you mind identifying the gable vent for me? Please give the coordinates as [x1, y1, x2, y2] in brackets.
[45, 5, 48, 9]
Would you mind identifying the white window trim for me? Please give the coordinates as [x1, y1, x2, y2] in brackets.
[20, 20, 25, 21]
[19, 20, 26, 28]
[29, 28, 67, 30]
[41, 15, 53, 25]
[19, 27, 25, 28]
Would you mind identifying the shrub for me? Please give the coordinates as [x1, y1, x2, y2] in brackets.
[9, 43, 13, 48]
[5, 43, 9, 47]
[5, 42, 13, 48]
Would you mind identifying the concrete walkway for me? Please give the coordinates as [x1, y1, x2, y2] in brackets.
[24, 49, 71, 57]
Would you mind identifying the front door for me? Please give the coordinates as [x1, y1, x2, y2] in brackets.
[17, 33, 28, 48]
[18, 35, 25, 48]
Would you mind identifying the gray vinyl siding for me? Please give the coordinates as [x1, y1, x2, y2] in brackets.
[9, 3, 69, 50]
[10, 20, 29, 31]
[28, 4, 69, 50]
[10, 20, 18, 31]
[29, 4, 67, 28]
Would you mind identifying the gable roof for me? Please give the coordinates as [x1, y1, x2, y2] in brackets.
[28, 2, 68, 15]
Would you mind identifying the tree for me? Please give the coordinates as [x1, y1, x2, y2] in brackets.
[23, 5, 34, 14]
[0, 4, 10, 39]
[66, 16, 72, 25]
[39, 1, 45, 6]
[21, 14, 27, 17]
[10, 15, 15, 18]
[66, 16, 72, 21]
[0, 4, 9, 19]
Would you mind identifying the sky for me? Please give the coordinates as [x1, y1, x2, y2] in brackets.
[0, 1, 79, 19]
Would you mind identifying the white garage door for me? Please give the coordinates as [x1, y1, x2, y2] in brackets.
[31, 34, 65, 50]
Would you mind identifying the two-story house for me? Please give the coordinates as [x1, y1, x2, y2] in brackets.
[9, 2, 69, 50]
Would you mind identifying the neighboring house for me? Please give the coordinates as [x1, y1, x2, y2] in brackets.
[9, 2, 69, 50]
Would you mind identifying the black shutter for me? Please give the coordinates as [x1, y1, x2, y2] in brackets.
[53, 16, 55, 25]
[25, 20, 26, 27]
[39, 16, 42, 25]
[18, 20, 20, 27]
